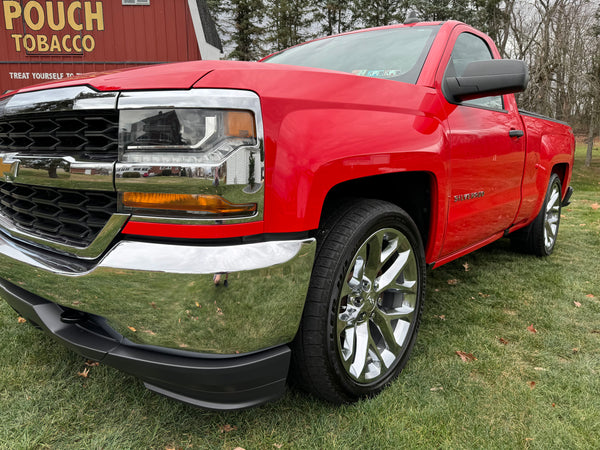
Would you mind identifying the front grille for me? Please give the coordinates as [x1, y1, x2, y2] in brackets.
[0, 111, 119, 161]
[0, 182, 117, 247]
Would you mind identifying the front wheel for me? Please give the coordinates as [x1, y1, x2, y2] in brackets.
[291, 200, 426, 403]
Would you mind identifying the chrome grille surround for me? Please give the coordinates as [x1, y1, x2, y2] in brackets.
[0, 87, 122, 257]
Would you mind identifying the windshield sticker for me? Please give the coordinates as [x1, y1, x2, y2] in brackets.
[352, 69, 405, 78]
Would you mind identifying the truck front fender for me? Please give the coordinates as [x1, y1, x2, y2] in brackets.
[263, 105, 449, 262]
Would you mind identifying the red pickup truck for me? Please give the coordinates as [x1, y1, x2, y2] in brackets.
[0, 20, 574, 410]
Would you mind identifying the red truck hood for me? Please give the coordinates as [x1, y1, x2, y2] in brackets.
[8, 60, 348, 94]
[10, 61, 219, 93]
[7, 60, 420, 99]
[4, 60, 430, 123]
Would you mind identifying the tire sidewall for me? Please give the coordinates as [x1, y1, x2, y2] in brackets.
[322, 204, 426, 399]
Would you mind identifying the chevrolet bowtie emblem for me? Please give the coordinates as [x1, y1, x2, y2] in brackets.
[0, 156, 19, 182]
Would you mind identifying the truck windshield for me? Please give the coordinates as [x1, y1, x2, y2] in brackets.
[262, 25, 440, 84]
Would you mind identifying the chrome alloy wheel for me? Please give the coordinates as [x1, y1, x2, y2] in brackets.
[544, 181, 561, 252]
[336, 228, 418, 384]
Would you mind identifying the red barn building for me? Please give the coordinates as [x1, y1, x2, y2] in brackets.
[0, 0, 222, 93]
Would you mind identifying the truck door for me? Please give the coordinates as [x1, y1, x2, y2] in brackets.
[440, 29, 526, 257]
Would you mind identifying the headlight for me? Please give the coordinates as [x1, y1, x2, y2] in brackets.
[115, 90, 264, 223]
[119, 108, 257, 165]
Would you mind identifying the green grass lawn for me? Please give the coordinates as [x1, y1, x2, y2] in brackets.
[1, 145, 598, 449]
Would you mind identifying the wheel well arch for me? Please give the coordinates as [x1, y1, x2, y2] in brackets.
[551, 163, 568, 184]
[319, 172, 434, 248]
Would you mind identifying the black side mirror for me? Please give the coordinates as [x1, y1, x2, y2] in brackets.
[444, 59, 529, 103]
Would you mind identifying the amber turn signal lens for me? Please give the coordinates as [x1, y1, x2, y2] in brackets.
[123, 192, 257, 216]
[225, 111, 255, 138]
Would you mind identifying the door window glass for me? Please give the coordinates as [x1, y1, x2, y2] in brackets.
[445, 33, 503, 110]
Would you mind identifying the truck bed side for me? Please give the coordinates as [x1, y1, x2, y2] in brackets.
[513, 112, 575, 229]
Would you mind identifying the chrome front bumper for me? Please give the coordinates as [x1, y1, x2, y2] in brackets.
[0, 234, 316, 355]
[0, 234, 316, 409]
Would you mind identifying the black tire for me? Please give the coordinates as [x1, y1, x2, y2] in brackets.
[291, 199, 426, 403]
[511, 173, 562, 256]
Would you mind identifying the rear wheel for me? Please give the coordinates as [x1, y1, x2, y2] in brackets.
[511, 173, 562, 256]
[292, 199, 425, 403]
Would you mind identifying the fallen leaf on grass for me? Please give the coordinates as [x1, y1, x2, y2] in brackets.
[591, 203, 599, 210]
[499, 337, 509, 345]
[216, 307, 224, 316]
[77, 368, 90, 378]
[573, 348, 579, 353]
[430, 386, 444, 391]
[435, 315, 446, 320]
[463, 262, 470, 272]
[274, 445, 283, 449]
[219, 424, 237, 433]
[150, 302, 157, 309]
[233, 448, 245, 450]
[447, 279, 458, 285]
[127, 326, 136, 332]
[456, 351, 477, 362]
[586, 294, 595, 299]
[574, 301, 582, 308]
[527, 324, 537, 333]
[529, 381, 536, 389]
[85, 360, 99, 367]
[142, 329, 157, 336]
[17, 317, 27, 324]
[479, 292, 490, 298]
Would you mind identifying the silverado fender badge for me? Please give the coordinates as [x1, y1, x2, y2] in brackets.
[453, 191, 485, 202]
[0, 155, 20, 182]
